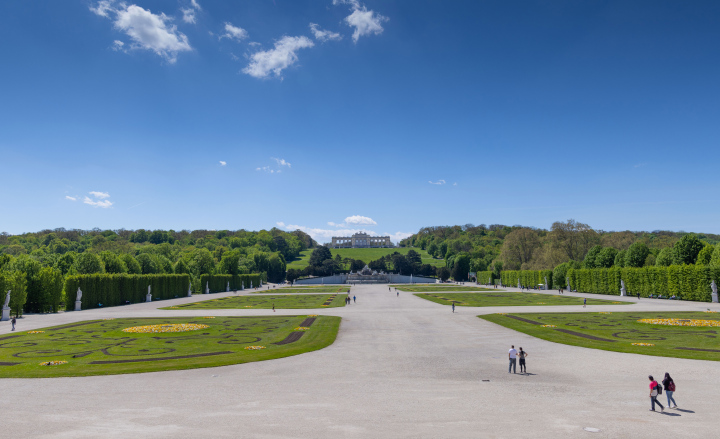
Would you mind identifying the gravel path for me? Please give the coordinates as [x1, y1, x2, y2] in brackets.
[2, 284, 718, 438]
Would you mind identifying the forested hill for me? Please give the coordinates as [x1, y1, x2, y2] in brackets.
[399, 220, 720, 273]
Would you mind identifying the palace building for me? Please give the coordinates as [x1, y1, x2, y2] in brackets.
[330, 232, 393, 248]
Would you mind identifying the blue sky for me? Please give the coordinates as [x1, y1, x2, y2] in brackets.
[1, 1, 719, 241]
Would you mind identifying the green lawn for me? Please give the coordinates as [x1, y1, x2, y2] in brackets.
[255, 286, 350, 294]
[480, 311, 720, 361]
[0, 316, 341, 378]
[162, 294, 347, 309]
[415, 292, 632, 307]
[286, 247, 444, 270]
[395, 286, 498, 292]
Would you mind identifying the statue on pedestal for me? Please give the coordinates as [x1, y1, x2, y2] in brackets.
[205, 281, 209, 294]
[1, 291, 9, 321]
[544, 276, 548, 290]
[620, 280, 627, 297]
[188, 282, 192, 297]
[712, 280, 718, 303]
[76, 288, 82, 302]
[227, 281, 230, 292]
[146, 285, 152, 302]
[4, 290, 10, 309]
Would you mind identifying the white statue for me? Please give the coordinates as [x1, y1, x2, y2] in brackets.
[544, 276, 548, 290]
[76, 287, 82, 302]
[227, 281, 230, 292]
[566, 277, 571, 292]
[3, 290, 10, 308]
[241, 281, 244, 291]
[517, 278, 521, 289]
[250, 281, 253, 289]
[712, 280, 718, 303]
[620, 280, 627, 297]
[205, 281, 209, 294]
[148, 285, 151, 295]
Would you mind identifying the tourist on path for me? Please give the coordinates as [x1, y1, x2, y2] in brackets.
[649, 375, 664, 412]
[452, 302, 455, 313]
[11, 316, 16, 331]
[518, 347, 528, 373]
[397, 291, 399, 297]
[663, 373, 677, 408]
[353, 295, 356, 303]
[272, 303, 275, 312]
[583, 298, 587, 308]
[508, 345, 517, 373]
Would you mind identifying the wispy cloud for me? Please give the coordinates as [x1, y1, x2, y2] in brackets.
[272, 157, 291, 168]
[65, 196, 77, 201]
[242, 36, 314, 79]
[634, 163, 647, 168]
[333, 0, 388, 43]
[345, 215, 376, 225]
[90, 1, 192, 63]
[453, 182, 457, 186]
[83, 191, 113, 208]
[309, 23, 342, 42]
[181, 8, 196, 24]
[219, 161, 227, 166]
[429, 180, 446, 185]
[220, 22, 248, 42]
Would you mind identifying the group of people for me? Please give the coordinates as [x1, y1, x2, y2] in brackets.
[649, 373, 678, 412]
[345, 295, 356, 305]
[508, 345, 529, 373]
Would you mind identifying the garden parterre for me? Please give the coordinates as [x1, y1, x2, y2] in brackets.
[162, 294, 347, 310]
[416, 291, 631, 307]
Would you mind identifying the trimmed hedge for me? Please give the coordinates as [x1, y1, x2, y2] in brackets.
[477, 271, 494, 284]
[64, 274, 190, 310]
[501, 270, 553, 289]
[199, 274, 264, 293]
[566, 265, 720, 301]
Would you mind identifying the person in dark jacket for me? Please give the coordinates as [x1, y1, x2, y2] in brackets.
[662, 373, 677, 408]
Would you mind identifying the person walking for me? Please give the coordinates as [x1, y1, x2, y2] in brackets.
[452, 302, 455, 313]
[649, 375, 664, 412]
[397, 291, 399, 297]
[353, 295, 356, 304]
[662, 373, 677, 408]
[11, 316, 16, 331]
[583, 298, 587, 308]
[508, 345, 517, 373]
[518, 347, 528, 373]
[272, 303, 275, 312]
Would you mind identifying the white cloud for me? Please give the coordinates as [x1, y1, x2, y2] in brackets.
[272, 157, 291, 168]
[65, 196, 77, 201]
[276, 222, 286, 227]
[112, 40, 125, 51]
[334, 0, 388, 43]
[221, 22, 248, 42]
[190, 0, 201, 10]
[344, 215, 377, 225]
[309, 23, 342, 42]
[242, 36, 314, 79]
[90, 0, 114, 17]
[429, 180, 446, 185]
[453, 182, 457, 186]
[181, 8, 196, 24]
[89, 191, 110, 199]
[90, 2, 192, 63]
[84, 197, 113, 208]
[219, 161, 227, 166]
[256, 166, 275, 173]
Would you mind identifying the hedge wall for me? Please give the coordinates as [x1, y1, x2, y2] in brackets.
[64, 274, 190, 310]
[477, 271, 494, 284]
[566, 265, 720, 301]
[500, 270, 553, 289]
[199, 274, 264, 293]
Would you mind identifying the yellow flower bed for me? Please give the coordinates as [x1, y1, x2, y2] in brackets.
[40, 360, 68, 366]
[612, 301, 623, 304]
[244, 346, 265, 350]
[294, 327, 310, 331]
[244, 306, 253, 308]
[307, 314, 318, 317]
[638, 318, 720, 327]
[496, 313, 507, 315]
[599, 312, 611, 314]
[202, 316, 215, 319]
[541, 324, 556, 328]
[632, 343, 655, 346]
[102, 318, 114, 320]
[705, 311, 718, 313]
[27, 330, 44, 334]
[122, 323, 209, 333]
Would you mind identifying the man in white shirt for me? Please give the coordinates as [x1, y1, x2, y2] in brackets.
[508, 345, 517, 373]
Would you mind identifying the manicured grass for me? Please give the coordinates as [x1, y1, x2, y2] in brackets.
[255, 286, 351, 294]
[0, 316, 341, 378]
[395, 286, 499, 292]
[286, 247, 444, 270]
[480, 311, 720, 361]
[415, 292, 632, 307]
[162, 294, 347, 309]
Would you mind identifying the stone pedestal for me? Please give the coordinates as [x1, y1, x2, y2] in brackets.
[713, 292, 718, 303]
[146, 293, 152, 303]
[1, 307, 9, 321]
[75, 301, 82, 311]
[188, 290, 193, 297]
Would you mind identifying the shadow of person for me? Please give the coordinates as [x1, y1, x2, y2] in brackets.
[674, 408, 694, 413]
[522, 373, 537, 376]
[660, 412, 681, 417]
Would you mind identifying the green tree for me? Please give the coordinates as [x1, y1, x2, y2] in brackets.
[427, 242, 438, 257]
[72, 252, 104, 274]
[614, 249, 626, 268]
[406, 250, 422, 266]
[7, 255, 43, 313]
[173, 258, 190, 274]
[38, 267, 63, 312]
[100, 251, 127, 274]
[218, 250, 241, 275]
[656, 247, 673, 267]
[437, 266, 451, 282]
[582, 245, 603, 269]
[190, 248, 215, 276]
[266, 253, 287, 283]
[625, 242, 650, 268]
[710, 244, 720, 267]
[594, 247, 617, 268]
[155, 255, 173, 273]
[0, 270, 27, 317]
[696, 245, 714, 265]
[136, 253, 159, 274]
[121, 254, 142, 274]
[672, 235, 704, 265]
[54, 252, 76, 275]
[451, 253, 470, 281]
[308, 247, 332, 267]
